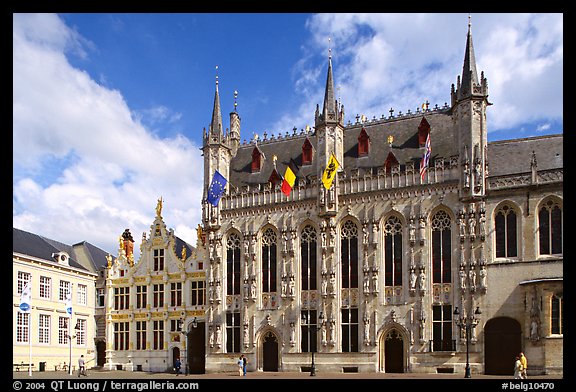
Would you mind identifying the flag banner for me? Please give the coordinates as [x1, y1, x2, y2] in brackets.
[207, 170, 228, 206]
[281, 159, 299, 196]
[19, 281, 31, 313]
[65, 289, 73, 318]
[322, 153, 340, 190]
[420, 132, 431, 181]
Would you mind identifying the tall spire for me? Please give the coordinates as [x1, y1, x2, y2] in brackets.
[461, 14, 479, 95]
[322, 38, 337, 117]
[210, 65, 223, 135]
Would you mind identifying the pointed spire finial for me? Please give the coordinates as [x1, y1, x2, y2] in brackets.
[234, 90, 238, 112]
[215, 65, 219, 90]
[328, 37, 332, 60]
[468, 13, 472, 29]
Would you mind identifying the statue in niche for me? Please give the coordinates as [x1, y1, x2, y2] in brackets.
[363, 274, 370, 295]
[468, 214, 477, 240]
[288, 275, 295, 297]
[479, 210, 486, 240]
[328, 320, 336, 344]
[364, 319, 370, 345]
[530, 319, 539, 341]
[458, 213, 467, 239]
[250, 279, 256, 299]
[410, 268, 417, 291]
[474, 159, 482, 190]
[281, 276, 287, 297]
[463, 161, 471, 188]
[215, 325, 222, 348]
[418, 216, 426, 244]
[329, 272, 336, 296]
[362, 224, 369, 245]
[479, 266, 487, 289]
[459, 265, 467, 291]
[208, 326, 214, 348]
[244, 238, 250, 259]
[418, 268, 426, 292]
[215, 281, 222, 302]
[468, 268, 476, 291]
[409, 217, 416, 244]
[321, 276, 328, 297]
[289, 322, 296, 346]
[419, 311, 426, 343]
[372, 272, 379, 293]
[321, 322, 327, 345]
[282, 231, 289, 253]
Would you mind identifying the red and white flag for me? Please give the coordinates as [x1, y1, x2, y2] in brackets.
[420, 133, 431, 182]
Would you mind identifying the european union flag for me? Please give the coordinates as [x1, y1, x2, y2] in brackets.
[207, 170, 227, 206]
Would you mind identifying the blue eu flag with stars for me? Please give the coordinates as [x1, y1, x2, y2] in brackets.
[207, 170, 227, 206]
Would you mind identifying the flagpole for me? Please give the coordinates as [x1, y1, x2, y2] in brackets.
[29, 305, 32, 377]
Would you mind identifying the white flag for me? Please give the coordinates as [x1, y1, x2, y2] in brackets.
[65, 289, 73, 318]
[19, 281, 31, 313]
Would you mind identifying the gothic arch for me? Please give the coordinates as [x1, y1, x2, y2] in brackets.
[255, 325, 282, 372]
[492, 200, 522, 261]
[377, 321, 410, 373]
[535, 195, 563, 257]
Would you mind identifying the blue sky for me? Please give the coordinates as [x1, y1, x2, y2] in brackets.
[13, 13, 563, 258]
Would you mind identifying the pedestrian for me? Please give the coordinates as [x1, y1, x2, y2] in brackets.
[78, 355, 87, 377]
[242, 354, 247, 376]
[237, 355, 244, 376]
[174, 357, 181, 376]
[519, 352, 528, 379]
[514, 356, 523, 379]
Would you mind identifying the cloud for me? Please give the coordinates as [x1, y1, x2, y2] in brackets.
[13, 13, 203, 258]
[274, 13, 563, 136]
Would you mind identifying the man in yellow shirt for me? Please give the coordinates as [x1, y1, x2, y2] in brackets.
[519, 352, 528, 379]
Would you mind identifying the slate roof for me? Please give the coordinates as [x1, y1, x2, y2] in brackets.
[228, 110, 562, 190]
[13, 227, 109, 273]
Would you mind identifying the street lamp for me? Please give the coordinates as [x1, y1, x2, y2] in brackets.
[301, 311, 324, 377]
[68, 320, 80, 375]
[454, 306, 481, 378]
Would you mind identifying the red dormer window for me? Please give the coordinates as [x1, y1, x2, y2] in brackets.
[302, 138, 313, 165]
[268, 169, 282, 188]
[251, 146, 263, 173]
[384, 151, 399, 173]
[358, 128, 370, 157]
[418, 117, 430, 147]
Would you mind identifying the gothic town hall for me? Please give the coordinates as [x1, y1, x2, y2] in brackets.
[104, 20, 562, 376]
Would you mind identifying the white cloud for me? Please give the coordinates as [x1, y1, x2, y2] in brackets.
[275, 13, 563, 135]
[13, 13, 203, 259]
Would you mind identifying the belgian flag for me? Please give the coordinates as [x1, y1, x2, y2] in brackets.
[281, 159, 299, 196]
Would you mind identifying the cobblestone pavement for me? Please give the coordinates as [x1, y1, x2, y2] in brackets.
[12, 369, 563, 380]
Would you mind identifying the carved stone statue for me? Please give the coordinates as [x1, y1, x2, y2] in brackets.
[410, 268, 417, 291]
[459, 265, 467, 291]
[479, 266, 487, 289]
[409, 217, 416, 243]
[418, 268, 426, 291]
[468, 268, 476, 291]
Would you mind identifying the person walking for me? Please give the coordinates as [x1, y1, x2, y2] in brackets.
[174, 357, 182, 376]
[519, 352, 528, 379]
[514, 356, 523, 379]
[237, 355, 244, 376]
[242, 354, 247, 376]
[78, 355, 87, 377]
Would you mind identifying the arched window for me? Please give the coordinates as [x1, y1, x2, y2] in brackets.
[383, 216, 402, 286]
[431, 211, 451, 284]
[251, 146, 264, 173]
[301, 225, 317, 290]
[341, 220, 359, 289]
[538, 199, 563, 255]
[495, 204, 518, 258]
[418, 117, 430, 147]
[226, 233, 241, 295]
[384, 152, 399, 173]
[262, 228, 277, 293]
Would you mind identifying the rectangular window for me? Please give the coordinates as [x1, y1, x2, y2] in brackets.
[226, 312, 241, 353]
[170, 282, 182, 307]
[40, 276, 51, 299]
[154, 249, 165, 271]
[551, 295, 563, 335]
[136, 285, 147, 309]
[39, 314, 50, 344]
[153, 320, 164, 350]
[114, 287, 130, 310]
[75, 319, 86, 345]
[191, 281, 205, 306]
[432, 304, 453, 351]
[136, 321, 147, 350]
[16, 312, 30, 343]
[153, 284, 164, 308]
[18, 271, 31, 294]
[300, 310, 318, 353]
[59, 281, 71, 302]
[77, 284, 87, 306]
[341, 308, 359, 353]
[58, 317, 69, 345]
[97, 288, 105, 307]
[114, 322, 129, 351]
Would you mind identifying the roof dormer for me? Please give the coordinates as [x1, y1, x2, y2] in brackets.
[418, 117, 430, 147]
[52, 251, 70, 266]
[251, 145, 265, 173]
[358, 127, 370, 157]
[302, 137, 314, 165]
[384, 151, 399, 173]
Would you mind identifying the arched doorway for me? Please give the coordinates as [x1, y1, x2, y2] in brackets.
[171, 347, 180, 370]
[187, 322, 206, 374]
[485, 317, 522, 375]
[96, 340, 106, 367]
[383, 329, 404, 373]
[262, 330, 279, 371]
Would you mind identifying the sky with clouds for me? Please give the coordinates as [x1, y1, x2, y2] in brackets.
[13, 13, 563, 259]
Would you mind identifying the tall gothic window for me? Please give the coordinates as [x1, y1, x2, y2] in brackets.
[262, 228, 277, 293]
[538, 199, 563, 255]
[551, 293, 563, 335]
[301, 225, 317, 290]
[384, 216, 403, 286]
[341, 308, 359, 352]
[431, 211, 452, 284]
[227, 233, 241, 295]
[226, 312, 241, 353]
[495, 204, 518, 258]
[341, 220, 359, 289]
[301, 309, 318, 353]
